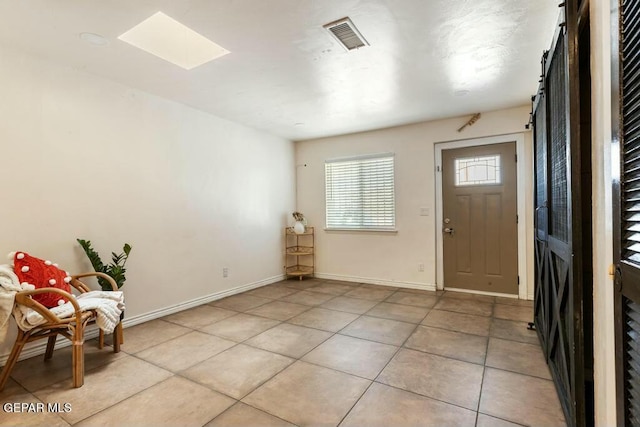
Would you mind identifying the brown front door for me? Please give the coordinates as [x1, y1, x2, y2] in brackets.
[442, 142, 518, 294]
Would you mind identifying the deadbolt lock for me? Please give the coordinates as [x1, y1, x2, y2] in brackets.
[444, 218, 451, 224]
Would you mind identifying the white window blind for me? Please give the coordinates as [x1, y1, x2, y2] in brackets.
[325, 154, 395, 230]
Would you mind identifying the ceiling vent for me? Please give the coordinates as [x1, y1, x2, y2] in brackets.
[323, 17, 369, 51]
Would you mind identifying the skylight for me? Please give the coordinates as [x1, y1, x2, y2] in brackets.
[118, 12, 229, 70]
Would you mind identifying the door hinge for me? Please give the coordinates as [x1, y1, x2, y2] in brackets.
[517, 276, 520, 285]
[515, 154, 518, 162]
[436, 165, 441, 172]
[614, 265, 622, 292]
[516, 214, 519, 224]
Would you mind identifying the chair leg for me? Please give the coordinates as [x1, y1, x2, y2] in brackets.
[113, 323, 122, 353]
[0, 330, 28, 391]
[44, 335, 57, 360]
[71, 328, 85, 388]
[98, 329, 104, 349]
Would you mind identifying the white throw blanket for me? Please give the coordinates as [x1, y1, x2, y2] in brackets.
[0, 264, 124, 337]
[15, 291, 124, 334]
[0, 265, 22, 341]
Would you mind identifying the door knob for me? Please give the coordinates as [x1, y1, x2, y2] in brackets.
[443, 227, 455, 235]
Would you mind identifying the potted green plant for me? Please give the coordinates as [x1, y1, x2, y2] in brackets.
[76, 239, 132, 291]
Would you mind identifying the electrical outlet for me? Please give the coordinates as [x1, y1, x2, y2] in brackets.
[418, 263, 425, 272]
[222, 267, 229, 278]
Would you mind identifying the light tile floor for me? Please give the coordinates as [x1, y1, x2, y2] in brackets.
[0, 279, 567, 426]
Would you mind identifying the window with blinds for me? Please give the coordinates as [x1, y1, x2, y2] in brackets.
[325, 154, 395, 230]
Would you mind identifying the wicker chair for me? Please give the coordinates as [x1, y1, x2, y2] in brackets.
[0, 272, 123, 391]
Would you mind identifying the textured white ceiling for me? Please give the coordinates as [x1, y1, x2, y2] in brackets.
[0, 0, 558, 140]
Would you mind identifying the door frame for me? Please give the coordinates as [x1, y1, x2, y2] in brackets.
[435, 132, 529, 299]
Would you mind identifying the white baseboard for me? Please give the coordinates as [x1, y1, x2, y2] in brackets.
[121, 274, 285, 329]
[314, 272, 436, 292]
[0, 274, 285, 366]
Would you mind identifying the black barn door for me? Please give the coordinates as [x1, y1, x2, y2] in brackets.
[533, 73, 550, 363]
[613, 0, 640, 424]
[532, 1, 593, 426]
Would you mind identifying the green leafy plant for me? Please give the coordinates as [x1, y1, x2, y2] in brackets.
[76, 239, 132, 291]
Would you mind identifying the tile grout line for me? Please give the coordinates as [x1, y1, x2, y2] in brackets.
[474, 314, 494, 427]
[68, 375, 179, 425]
[402, 339, 488, 368]
[472, 298, 497, 418]
[476, 409, 530, 427]
[370, 380, 484, 416]
[335, 294, 442, 426]
[289, 309, 363, 335]
[205, 401, 301, 427]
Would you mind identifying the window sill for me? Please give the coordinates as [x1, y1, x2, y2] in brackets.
[324, 228, 398, 234]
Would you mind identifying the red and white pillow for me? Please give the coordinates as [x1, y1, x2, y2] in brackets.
[8, 251, 72, 308]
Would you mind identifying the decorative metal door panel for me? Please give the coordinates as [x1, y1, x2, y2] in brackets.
[532, 2, 593, 425]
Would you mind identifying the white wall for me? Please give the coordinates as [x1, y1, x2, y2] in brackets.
[590, 1, 616, 425]
[295, 106, 533, 293]
[0, 45, 295, 357]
